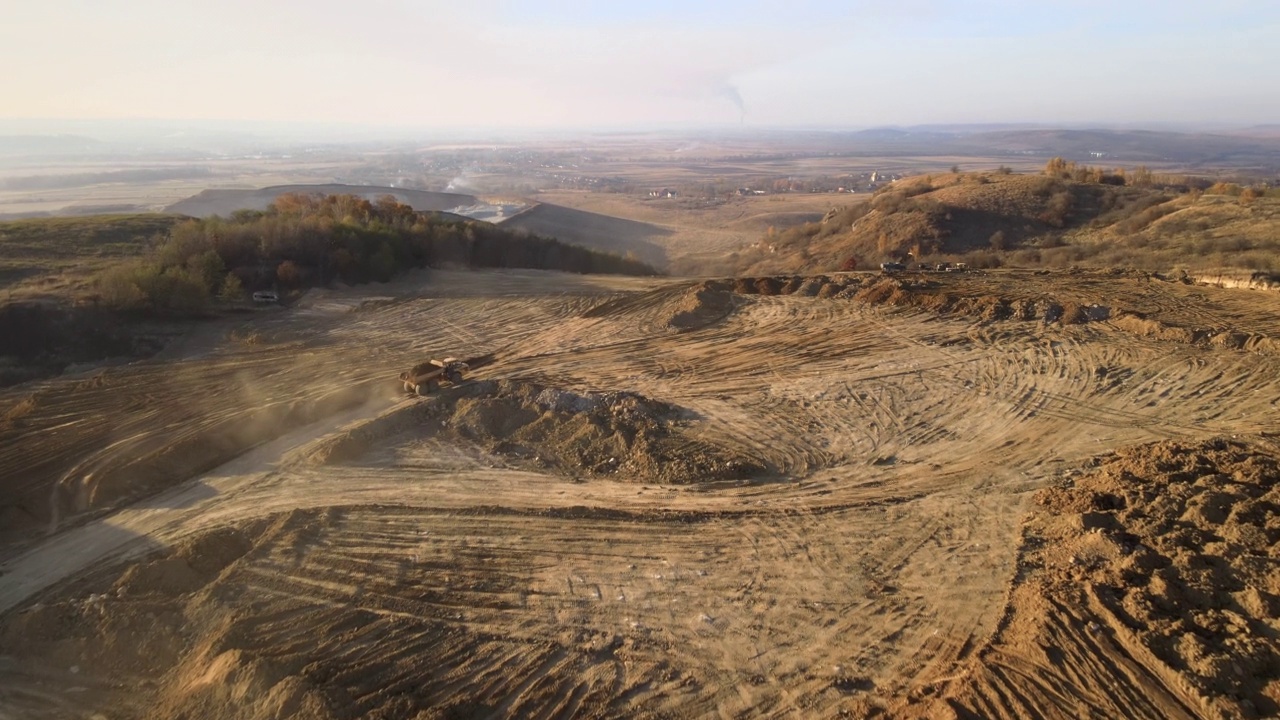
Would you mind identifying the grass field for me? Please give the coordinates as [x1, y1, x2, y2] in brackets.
[0, 214, 184, 299]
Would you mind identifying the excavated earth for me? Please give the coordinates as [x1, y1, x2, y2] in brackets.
[298, 379, 764, 484]
[931, 437, 1280, 720]
[2, 267, 1280, 719]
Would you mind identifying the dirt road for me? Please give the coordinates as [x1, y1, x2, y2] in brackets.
[2, 268, 1278, 718]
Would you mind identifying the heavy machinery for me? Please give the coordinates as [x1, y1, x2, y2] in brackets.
[400, 357, 469, 395]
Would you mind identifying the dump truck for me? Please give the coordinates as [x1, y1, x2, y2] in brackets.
[400, 357, 469, 395]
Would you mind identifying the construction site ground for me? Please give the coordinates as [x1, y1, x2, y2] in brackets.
[1, 267, 1278, 719]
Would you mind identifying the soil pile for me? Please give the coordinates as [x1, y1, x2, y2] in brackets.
[113, 526, 255, 597]
[663, 280, 735, 330]
[732, 273, 1087, 326]
[728, 273, 1280, 354]
[940, 438, 1280, 719]
[314, 380, 764, 484]
[0, 525, 258, 711]
[580, 281, 737, 332]
[0, 516, 346, 720]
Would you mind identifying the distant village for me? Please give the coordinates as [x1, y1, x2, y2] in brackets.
[647, 170, 906, 201]
[338, 143, 909, 201]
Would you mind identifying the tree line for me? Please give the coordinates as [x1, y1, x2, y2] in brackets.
[96, 193, 657, 313]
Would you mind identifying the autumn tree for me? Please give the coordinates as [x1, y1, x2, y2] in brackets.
[186, 250, 226, 294]
[1042, 191, 1074, 227]
[218, 273, 245, 303]
[277, 260, 301, 287]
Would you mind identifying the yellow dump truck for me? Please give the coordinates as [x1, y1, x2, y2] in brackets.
[399, 357, 469, 395]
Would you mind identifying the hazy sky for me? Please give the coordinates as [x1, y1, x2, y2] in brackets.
[3, 0, 1277, 130]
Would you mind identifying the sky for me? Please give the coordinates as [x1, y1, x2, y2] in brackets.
[2, 0, 1278, 132]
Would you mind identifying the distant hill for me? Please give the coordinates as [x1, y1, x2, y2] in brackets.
[0, 134, 109, 158]
[736, 171, 1280, 274]
[959, 129, 1280, 165]
[827, 127, 1280, 165]
[502, 203, 671, 267]
[1236, 125, 1280, 139]
[1, 166, 216, 192]
[165, 184, 479, 218]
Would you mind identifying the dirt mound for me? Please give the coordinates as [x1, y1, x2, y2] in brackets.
[726, 273, 1280, 354]
[1110, 311, 1202, 343]
[312, 380, 763, 484]
[155, 645, 337, 720]
[0, 522, 261, 717]
[663, 280, 735, 330]
[939, 438, 1280, 719]
[0, 514, 343, 720]
[113, 526, 254, 598]
[729, 274, 860, 299]
[579, 281, 737, 332]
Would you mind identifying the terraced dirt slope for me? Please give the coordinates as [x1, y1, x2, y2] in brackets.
[2, 268, 1279, 718]
[501, 203, 672, 268]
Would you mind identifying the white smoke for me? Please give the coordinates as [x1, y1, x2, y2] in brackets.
[445, 175, 474, 192]
[715, 81, 747, 123]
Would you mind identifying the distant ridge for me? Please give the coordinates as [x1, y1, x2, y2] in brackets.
[823, 127, 1280, 164]
[0, 134, 107, 157]
[1236, 125, 1280, 139]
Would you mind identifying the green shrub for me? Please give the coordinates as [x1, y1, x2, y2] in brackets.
[218, 274, 245, 303]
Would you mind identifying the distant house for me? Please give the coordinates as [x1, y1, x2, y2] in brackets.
[648, 188, 678, 198]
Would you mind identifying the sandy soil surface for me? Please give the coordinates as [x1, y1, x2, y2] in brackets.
[1, 267, 1278, 718]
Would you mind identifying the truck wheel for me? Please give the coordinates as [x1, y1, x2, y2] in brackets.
[420, 379, 439, 396]
[404, 381, 415, 394]
[447, 370, 462, 384]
